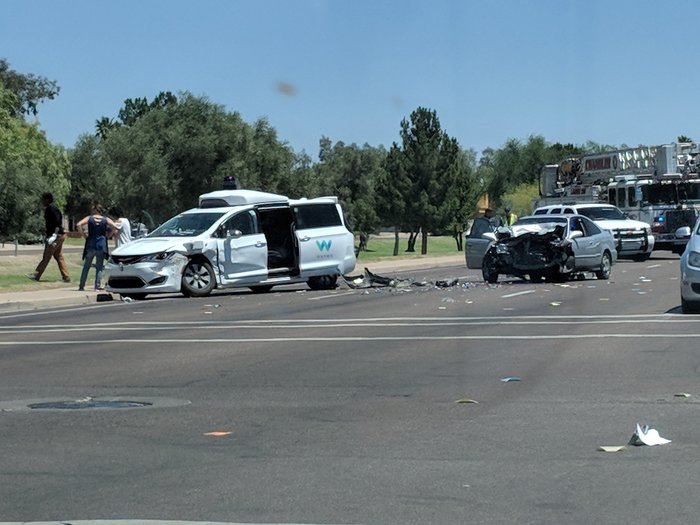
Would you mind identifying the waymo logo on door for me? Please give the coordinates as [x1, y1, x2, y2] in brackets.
[316, 240, 332, 251]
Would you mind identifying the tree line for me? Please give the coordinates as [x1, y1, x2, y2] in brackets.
[2, 59, 625, 253]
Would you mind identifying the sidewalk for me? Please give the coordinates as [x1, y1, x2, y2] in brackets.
[0, 254, 466, 313]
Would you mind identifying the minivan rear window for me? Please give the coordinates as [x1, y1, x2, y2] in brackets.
[293, 203, 342, 230]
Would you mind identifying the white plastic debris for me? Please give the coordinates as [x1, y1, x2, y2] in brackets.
[628, 423, 671, 446]
[598, 445, 627, 453]
[501, 376, 521, 382]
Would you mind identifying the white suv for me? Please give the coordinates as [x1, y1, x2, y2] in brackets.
[105, 190, 356, 298]
[533, 203, 654, 261]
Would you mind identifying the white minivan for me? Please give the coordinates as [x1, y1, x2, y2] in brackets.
[105, 190, 356, 299]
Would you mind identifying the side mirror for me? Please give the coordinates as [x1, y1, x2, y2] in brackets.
[570, 230, 583, 239]
[675, 226, 692, 239]
[482, 232, 497, 241]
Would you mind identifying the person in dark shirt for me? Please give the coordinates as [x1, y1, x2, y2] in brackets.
[75, 203, 119, 291]
[27, 192, 71, 283]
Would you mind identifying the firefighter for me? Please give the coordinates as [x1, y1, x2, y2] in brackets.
[503, 206, 518, 226]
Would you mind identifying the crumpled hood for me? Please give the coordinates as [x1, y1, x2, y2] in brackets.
[111, 237, 192, 256]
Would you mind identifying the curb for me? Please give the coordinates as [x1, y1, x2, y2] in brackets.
[0, 290, 114, 314]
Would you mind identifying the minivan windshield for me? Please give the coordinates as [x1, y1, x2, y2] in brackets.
[149, 212, 226, 237]
[577, 206, 626, 221]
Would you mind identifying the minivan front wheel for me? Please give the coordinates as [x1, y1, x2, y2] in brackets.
[181, 259, 216, 297]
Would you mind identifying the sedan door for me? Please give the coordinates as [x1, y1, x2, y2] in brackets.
[569, 216, 602, 269]
[466, 218, 496, 269]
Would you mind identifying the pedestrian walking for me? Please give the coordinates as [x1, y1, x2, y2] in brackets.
[76, 204, 119, 291]
[27, 192, 71, 283]
[109, 206, 132, 248]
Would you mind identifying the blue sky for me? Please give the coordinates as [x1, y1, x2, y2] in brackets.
[2, 0, 699, 159]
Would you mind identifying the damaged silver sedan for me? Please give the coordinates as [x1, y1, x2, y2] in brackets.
[466, 215, 617, 283]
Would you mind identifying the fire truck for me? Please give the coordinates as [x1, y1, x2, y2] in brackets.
[535, 143, 700, 253]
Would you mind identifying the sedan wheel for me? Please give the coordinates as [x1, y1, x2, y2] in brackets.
[181, 259, 215, 297]
[595, 251, 612, 280]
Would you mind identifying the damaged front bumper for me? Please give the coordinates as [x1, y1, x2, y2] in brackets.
[484, 232, 575, 281]
[105, 252, 189, 294]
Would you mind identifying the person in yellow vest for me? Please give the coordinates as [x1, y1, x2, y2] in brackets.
[503, 206, 518, 226]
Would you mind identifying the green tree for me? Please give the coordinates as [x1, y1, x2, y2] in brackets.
[0, 85, 70, 240]
[312, 138, 384, 241]
[379, 143, 411, 256]
[95, 117, 118, 140]
[0, 58, 60, 118]
[386, 107, 473, 254]
[71, 92, 296, 224]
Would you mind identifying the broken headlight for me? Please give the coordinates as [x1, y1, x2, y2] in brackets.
[139, 252, 178, 263]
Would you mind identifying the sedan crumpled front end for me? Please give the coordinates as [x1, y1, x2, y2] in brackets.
[482, 228, 575, 283]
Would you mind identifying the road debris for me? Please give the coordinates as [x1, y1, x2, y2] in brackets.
[598, 445, 627, 453]
[628, 423, 671, 446]
[674, 392, 692, 398]
[344, 268, 460, 290]
[455, 398, 479, 404]
[500, 376, 521, 382]
[204, 431, 233, 437]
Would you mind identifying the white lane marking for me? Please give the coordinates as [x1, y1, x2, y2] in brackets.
[307, 291, 356, 301]
[0, 313, 685, 327]
[2, 317, 700, 334]
[3, 318, 699, 334]
[646, 264, 662, 269]
[0, 333, 699, 345]
[501, 290, 536, 298]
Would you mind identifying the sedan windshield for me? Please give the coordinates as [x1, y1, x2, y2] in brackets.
[149, 212, 226, 237]
[576, 207, 626, 220]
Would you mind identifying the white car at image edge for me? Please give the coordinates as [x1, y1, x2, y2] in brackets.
[680, 217, 700, 313]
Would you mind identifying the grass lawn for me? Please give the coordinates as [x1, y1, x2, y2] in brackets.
[0, 253, 85, 290]
[355, 234, 461, 263]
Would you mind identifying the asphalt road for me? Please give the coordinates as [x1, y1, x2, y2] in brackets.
[0, 252, 698, 525]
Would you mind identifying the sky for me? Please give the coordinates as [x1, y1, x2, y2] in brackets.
[2, 0, 700, 160]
